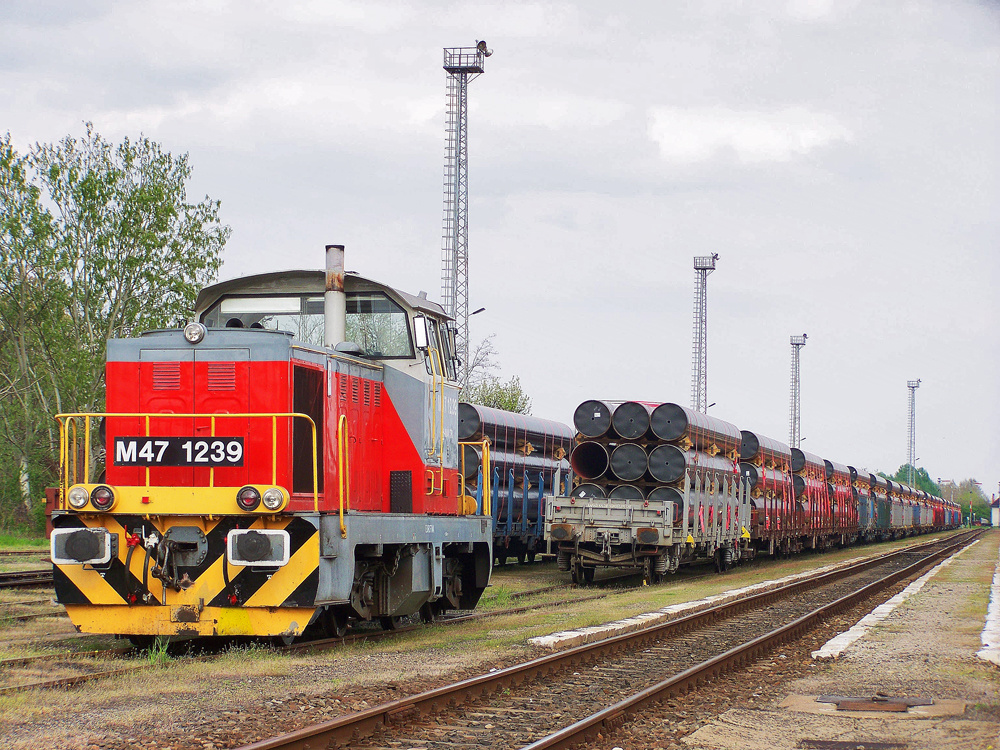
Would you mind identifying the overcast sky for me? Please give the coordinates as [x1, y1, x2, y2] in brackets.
[3, 0, 998, 500]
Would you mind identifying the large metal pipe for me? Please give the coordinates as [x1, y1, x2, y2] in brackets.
[608, 484, 644, 501]
[647, 444, 686, 484]
[739, 462, 792, 491]
[610, 401, 659, 440]
[609, 443, 648, 481]
[647, 445, 737, 485]
[571, 483, 606, 499]
[649, 403, 742, 455]
[791, 448, 825, 474]
[739, 430, 792, 467]
[324, 244, 346, 347]
[570, 441, 610, 480]
[823, 458, 851, 485]
[458, 403, 574, 456]
[647, 486, 683, 507]
[793, 474, 828, 500]
[461, 444, 569, 481]
[573, 400, 629, 438]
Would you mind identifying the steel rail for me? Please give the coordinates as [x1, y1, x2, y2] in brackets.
[0, 549, 48, 558]
[0, 569, 54, 589]
[236, 530, 978, 750]
[521, 530, 980, 749]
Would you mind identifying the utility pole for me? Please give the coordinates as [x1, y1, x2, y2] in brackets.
[691, 254, 719, 413]
[789, 334, 808, 448]
[907, 379, 921, 485]
[440, 41, 491, 388]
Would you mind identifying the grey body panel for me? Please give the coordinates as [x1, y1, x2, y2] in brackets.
[316, 512, 492, 607]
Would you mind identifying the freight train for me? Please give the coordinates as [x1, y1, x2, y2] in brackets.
[49, 246, 493, 643]
[547, 399, 961, 584]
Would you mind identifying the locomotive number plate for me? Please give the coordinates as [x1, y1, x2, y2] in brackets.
[113, 437, 245, 467]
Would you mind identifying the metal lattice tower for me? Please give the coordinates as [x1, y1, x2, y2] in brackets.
[789, 334, 808, 448]
[691, 253, 719, 413]
[441, 41, 490, 388]
[907, 379, 921, 484]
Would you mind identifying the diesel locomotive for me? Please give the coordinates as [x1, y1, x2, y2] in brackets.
[50, 245, 493, 643]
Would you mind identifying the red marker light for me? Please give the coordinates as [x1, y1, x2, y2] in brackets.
[141, 496, 150, 504]
[229, 594, 239, 605]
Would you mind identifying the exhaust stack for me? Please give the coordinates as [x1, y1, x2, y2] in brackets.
[324, 244, 346, 348]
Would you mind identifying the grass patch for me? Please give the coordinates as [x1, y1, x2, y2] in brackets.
[0, 532, 47, 549]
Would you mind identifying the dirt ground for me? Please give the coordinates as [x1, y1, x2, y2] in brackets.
[1, 531, 994, 750]
[677, 531, 1000, 750]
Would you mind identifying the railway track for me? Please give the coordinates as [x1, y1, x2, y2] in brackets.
[0, 549, 49, 558]
[0, 569, 54, 589]
[0, 574, 617, 695]
[235, 529, 979, 750]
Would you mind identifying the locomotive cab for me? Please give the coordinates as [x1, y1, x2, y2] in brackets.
[51, 249, 493, 641]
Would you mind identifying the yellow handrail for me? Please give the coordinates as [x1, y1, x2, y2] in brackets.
[54, 412, 319, 512]
[458, 440, 491, 517]
[337, 414, 349, 538]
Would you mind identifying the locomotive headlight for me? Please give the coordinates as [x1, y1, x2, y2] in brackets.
[236, 486, 261, 511]
[67, 485, 90, 510]
[90, 485, 116, 511]
[183, 322, 207, 344]
[261, 488, 284, 511]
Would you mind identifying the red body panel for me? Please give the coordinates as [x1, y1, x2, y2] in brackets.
[105, 355, 460, 516]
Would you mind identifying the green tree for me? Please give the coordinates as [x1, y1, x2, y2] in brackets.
[0, 125, 229, 528]
[464, 375, 532, 415]
[889, 464, 940, 495]
[0, 134, 58, 527]
[944, 479, 989, 524]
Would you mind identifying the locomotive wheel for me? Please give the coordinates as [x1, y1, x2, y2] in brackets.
[379, 615, 403, 631]
[126, 635, 157, 650]
[323, 608, 349, 638]
[583, 566, 595, 583]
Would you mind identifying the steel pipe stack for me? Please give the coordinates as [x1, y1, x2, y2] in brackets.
[790, 448, 829, 529]
[569, 400, 740, 521]
[738, 430, 795, 535]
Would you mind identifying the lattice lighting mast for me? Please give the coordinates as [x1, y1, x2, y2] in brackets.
[789, 334, 808, 448]
[691, 254, 719, 413]
[441, 41, 491, 388]
[907, 379, 921, 485]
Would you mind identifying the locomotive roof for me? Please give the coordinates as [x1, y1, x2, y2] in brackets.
[194, 269, 450, 319]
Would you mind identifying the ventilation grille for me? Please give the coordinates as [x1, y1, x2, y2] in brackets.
[351, 379, 359, 403]
[373, 382, 381, 407]
[363, 380, 371, 407]
[207, 362, 236, 391]
[152, 362, 181, 391]
[339, 375, 348, 402]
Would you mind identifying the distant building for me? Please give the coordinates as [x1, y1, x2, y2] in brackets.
[992, 497, 1000, 528]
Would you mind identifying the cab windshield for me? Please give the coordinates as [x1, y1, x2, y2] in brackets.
[202, 292, 414, 358]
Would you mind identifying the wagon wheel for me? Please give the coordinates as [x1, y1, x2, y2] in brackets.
[644, 558, 663, 585]
[379, 615, 404, 631]
[517, 550, 527, 565]
[526, 549, 536, 564]
[583, 566, 595, 584]
[419, 601, 441, 624]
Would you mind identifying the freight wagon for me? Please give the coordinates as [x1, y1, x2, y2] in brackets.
[547, 399, 958, 583]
